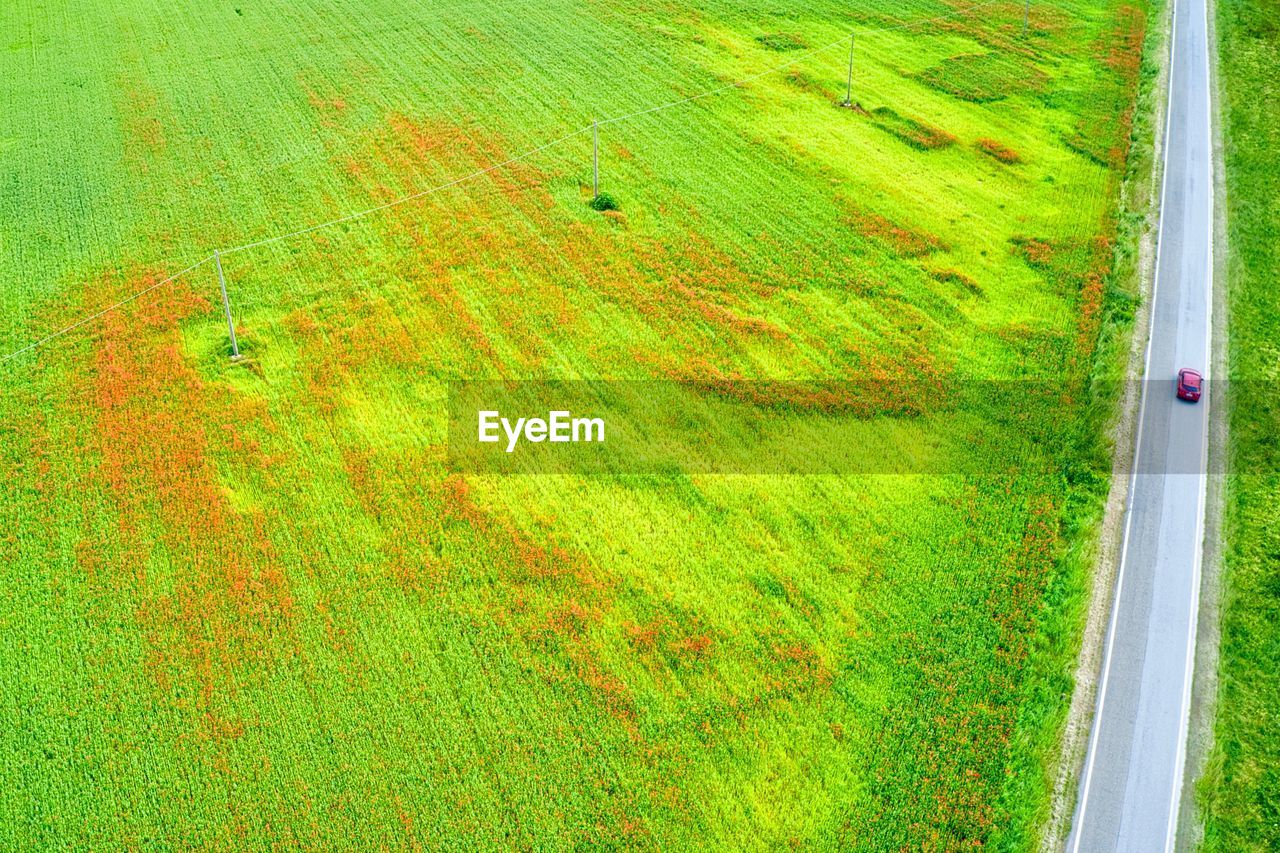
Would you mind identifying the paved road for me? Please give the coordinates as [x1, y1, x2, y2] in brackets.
[1068, 0, 1214, 848]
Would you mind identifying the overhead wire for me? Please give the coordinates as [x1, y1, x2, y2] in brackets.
[1, 0, 1013, 366]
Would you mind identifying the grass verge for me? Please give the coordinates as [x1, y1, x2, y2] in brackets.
[1198, 0, 1280, 847]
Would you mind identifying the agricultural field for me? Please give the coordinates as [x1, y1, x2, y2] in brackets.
[1200, 0, 1280, 847]
[0, 0, 1151, 847]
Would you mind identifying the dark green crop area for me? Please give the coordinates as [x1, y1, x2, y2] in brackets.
[1200, 0, 1280, 847]
[0, 0, 1151, 847]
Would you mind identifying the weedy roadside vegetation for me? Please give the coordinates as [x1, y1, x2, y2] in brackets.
[1199, 0, 1280, 847]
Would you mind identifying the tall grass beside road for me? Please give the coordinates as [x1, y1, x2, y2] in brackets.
[1200, 0, 1280, 847]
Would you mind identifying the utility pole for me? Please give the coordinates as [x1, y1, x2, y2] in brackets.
[841, 34, 855, 107]
[214, 250, 240, 360]
[592, 119, 600, 200]
[1023, 0, 1030, 36]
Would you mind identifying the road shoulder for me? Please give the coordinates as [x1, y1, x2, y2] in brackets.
[1042, 0, 1177, 846]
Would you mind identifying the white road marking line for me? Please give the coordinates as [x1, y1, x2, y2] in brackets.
[1163, 0, 1216, 844]
[1070, 0, 1182, 846]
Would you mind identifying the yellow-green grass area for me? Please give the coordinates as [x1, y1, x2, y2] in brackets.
[1199, 0, 1280, 847]
[0, 0, 1150, 847]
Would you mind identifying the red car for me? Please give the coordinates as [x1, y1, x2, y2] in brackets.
[1176, 368, 1203, 402]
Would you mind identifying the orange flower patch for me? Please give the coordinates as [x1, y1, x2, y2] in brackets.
[39, 270, 294, 741]
[644, 348, 944, 418]
[1010, 232, 1116, 368]
[1065, 4, 1146, 168]
[849, 477, 1063, 848]
[843, 206, 947, 258]
[285, 111, 872, 384]
[975, 137, 1022, 164]
[120, 82, 167, 153]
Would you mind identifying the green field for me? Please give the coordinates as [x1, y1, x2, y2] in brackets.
[0, 0, 1150, 847]
[1200, 0, 1280, 847]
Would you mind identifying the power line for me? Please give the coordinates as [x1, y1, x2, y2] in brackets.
[1, 257, 215, 364]
[596, 0, 1007, 127]
[0, 0, 1012, 366]
[223, 1, 1008, 257]
[219, 124, 595, 257]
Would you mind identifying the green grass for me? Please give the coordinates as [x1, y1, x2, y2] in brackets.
[867, 105, 958, 149]
[756, 32, 810, 52]
[916, 52, 1047, 102]
[0, 0, 1151, 847]
[1199, 0, 1280, 847]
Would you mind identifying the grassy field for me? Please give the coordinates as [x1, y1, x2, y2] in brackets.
[1199, 0, 1280, 847]
[1, 0, 1149, 847]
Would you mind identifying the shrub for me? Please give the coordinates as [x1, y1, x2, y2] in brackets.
[868, 107, 955, 150]
[755, 32, 807, 51]
[783, 69, 831, 98]
[588, 192, 619, 212]
[929, 268, 983, 295]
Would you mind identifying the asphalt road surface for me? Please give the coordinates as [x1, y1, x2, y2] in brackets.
[1067, 0, 1214, 847]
